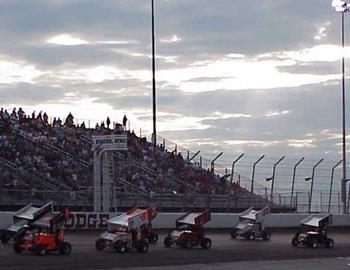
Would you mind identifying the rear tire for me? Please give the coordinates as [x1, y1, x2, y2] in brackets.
[200, 238, 212, 249]
[13, 241, 23, 254]
[95, 239, 105, 251]
[148, 233, 158, 244]
[262, 231, 271, 241]
[36, 246, 47, 256]
[164, 236, 173, 248]
[114, 240, 127, 253]
[136, 239, 149, 253]
[248, 233, 255, 240]
[59, 241, 72, 255]
[308, 238, 317, 248]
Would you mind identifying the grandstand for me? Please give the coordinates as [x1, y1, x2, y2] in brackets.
[0, 107, 291, 212]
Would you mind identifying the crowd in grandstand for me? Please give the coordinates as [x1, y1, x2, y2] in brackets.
[0, 107, 242, 200]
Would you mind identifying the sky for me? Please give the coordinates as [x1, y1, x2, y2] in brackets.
[1, 0, 350, 198]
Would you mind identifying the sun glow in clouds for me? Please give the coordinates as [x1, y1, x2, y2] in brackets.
[46, 34, 89, 46]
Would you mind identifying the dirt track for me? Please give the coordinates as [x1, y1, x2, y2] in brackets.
[1, 231, 350, 270]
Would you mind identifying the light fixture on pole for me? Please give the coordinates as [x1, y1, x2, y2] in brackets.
[331, 0, 350, 213]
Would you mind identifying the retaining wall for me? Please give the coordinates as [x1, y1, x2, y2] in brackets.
[1, 212, 350, 229]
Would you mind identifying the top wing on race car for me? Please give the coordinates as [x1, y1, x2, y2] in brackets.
[33, 208, 69, 229]
[176, 210, 211, 227]
[14, 201, 53, 222]
[146, 206, 157, 221]
[300, 214, 332, 229]
[108, 208, 150, 229]
[239, 206, 270, 223]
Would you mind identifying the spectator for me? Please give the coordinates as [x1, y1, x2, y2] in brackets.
[123, 115, 127, 131]
[106, 117, 111, 129]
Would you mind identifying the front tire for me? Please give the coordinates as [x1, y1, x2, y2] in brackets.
[325, 238, 334, 248]
[95, 239, 105, 251]
[1, 233, 11, 244]
[230, 229, 237, 239]
[262, 231, 271, 241]
[291, 237, 299, 247]
[164, 236, 173, 248]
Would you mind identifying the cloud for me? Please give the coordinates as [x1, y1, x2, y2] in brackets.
[46, 34, 89, 46]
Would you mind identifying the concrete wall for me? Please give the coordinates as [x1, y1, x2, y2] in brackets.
[1, 212, 350, 230]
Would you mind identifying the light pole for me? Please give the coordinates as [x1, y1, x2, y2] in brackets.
[230, 153, 244, 184]
[251, 155, 265, 194]
[210, 152, 223, 172]
[305, 158, 324, 213]
[266, 156, 285, 207]
[328, 160, 343, 213]
[151, 0, 157, 147]
[290, 157, 305, 211]
[331, 0, 350, 213]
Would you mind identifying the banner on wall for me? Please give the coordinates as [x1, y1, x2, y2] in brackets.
[64, 212, 116, 229]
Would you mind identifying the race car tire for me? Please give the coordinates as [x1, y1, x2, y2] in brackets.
[308, 238, 317, 249]
[114, 240, 127, 253]
[200, 238, 212, 249]
[1, 233, 11, 244]
[230, 229, 237, 239]
[13, 241, 23, 253]
[148, 233, 158, 244]
[262, 231, 271, 241]
[325, 238, 334, 249]
[59, 241, 72, 255]
[36, 246, 48, 256]
[184, 240, 192, 249]
[164, 236, 173, 248]
[291, 237, 299, 247]
[248, 233, 255, 240]
[136, 239, 149, 253]
[95, 239, 105, 251]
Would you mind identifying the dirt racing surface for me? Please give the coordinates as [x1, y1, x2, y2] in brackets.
[1, 231, 350, 270]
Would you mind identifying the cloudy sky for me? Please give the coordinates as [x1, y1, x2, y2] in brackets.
[1, 0, 350, 196]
